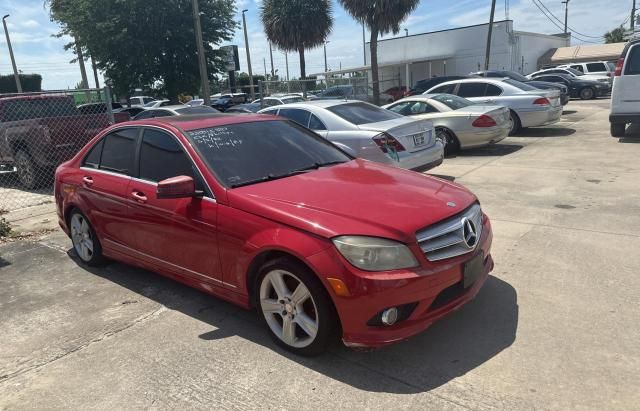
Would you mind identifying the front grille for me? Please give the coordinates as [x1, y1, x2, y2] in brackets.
[416, 203, 483, 261]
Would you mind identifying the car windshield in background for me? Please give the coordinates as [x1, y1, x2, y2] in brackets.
[327, 102, 401, 125]
[503, 79, 538, 91]
[175, 106, 219, 115]
[186, 120, 351, 188]
[506, 71, 529, 82]
[431, 94, 473, 110]
[3, 98, 79, 121]
[566, 68, 584, 76]
[607, 61, 616, 71]
[143, 101, 158, 107]
[281, 97, 305, 104]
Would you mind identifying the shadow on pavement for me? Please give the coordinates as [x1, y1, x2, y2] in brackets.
[514, 127, 576, 138]
[70, 250, 518, 394]
[454, 143, 523, 158]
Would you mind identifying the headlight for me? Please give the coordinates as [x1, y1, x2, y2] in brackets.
[332, 236, 419, 271]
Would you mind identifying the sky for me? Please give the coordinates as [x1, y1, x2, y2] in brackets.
[0, 0, 633, 90]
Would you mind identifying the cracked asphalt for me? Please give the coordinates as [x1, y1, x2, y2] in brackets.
[1, 99, 639, 410]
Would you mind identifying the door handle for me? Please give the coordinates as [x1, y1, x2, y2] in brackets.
[82, 176, 93, 186]
[131, 191, 148, 203]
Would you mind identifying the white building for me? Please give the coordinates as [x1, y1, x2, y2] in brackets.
[316, 20, 570, 88]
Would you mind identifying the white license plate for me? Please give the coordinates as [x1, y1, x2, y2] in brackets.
[413, 133, 426, 146]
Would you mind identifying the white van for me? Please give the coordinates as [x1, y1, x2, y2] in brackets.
[610, 40, 640, 137]
[559, 61, 615, 78]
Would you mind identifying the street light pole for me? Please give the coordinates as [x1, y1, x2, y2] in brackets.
[362, 23, 366, 65]
[192, 0, 211, 105]
[632, 0, 637, 31]
[562, 0, 570, 34]
[484, 0, 497, 71]
[284, 52, 289, 81]
[2, 15, 22, 93]
[242, 9, 255, 99]
[323, 41, 329, 72]
[269, 42, 275, 78]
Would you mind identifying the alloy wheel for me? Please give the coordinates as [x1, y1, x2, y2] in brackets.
[259, 269, 319, 348]
[15, 151, 35, 189]
[70, 213, 94, 262]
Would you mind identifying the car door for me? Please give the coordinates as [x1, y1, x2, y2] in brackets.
[78, 127, 138, 250]
[616, 43, 640, 114]
[127, 127, 222, 284]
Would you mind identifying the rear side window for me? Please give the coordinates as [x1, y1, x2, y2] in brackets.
[430, 84, 456, 94]
[458, 83, 487, 98]
[82, 139, 104, 169]
[625, 45, 640, 75]
[278, 108, 311, 127]
[570, 65, 584, 72]
[485, 84, 504, 96]
[139, 129, 194, 183]
[308, 114, 327, 130]
[100, 128, 138, 174]
[586, 63, 606, 72]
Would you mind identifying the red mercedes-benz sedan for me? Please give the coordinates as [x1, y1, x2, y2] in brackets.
[54, 114, 494, 356]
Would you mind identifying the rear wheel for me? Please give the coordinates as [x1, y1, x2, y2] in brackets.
[610, 123, 626, 138]
[579, 87, 595, 100]
[15, 150, 41, 189]
[437, 127, 460, 155]
[257, 258, 336, 356]
[508, 111, 521, 136]
[69, 210, 105, 266]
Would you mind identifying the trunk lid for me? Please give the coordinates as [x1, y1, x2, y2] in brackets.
[357, 117, 435, 153]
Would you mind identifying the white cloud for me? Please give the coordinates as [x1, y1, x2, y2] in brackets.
[21, 19, 40, 29]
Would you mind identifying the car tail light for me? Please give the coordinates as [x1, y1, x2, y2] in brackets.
[372, 133, 406, 153]
[533, 97, 550, 106]
[472, 114, 497, 128]
[615, 57, 624, 76]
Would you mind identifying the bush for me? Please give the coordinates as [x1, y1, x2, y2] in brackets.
[0, 74, 43, 93]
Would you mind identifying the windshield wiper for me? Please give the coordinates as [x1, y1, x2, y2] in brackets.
[230, 161, 348, 188]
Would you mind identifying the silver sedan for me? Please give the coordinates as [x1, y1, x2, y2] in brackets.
[258, 100, 444, 172]
[426, 78, 563, 135]
[382, 94, 510, 154]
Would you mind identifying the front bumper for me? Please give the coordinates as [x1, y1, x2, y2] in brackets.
[307, 217, 494, 348]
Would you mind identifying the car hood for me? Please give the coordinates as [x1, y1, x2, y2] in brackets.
[226, 159, 477, 243]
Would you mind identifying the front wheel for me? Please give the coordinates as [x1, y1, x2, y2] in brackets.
[258, 258, 336, 356]
[579, 87, 595, 100]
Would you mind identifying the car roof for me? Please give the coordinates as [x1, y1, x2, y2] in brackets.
[150, 105, 188, 110]
[128, 113, 277, 131]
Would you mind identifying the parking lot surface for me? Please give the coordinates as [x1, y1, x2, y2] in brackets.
[1, 99, 639, 410]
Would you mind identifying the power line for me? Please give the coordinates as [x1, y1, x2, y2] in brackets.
[530, 0, 602, 43]
[537, 0, 603, 38]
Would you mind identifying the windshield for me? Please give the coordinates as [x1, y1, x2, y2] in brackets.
[565, 68, 584, 76]
[175, 106, 219, 115]
[144, 101, 158, 107]
[327, 102, 401, 125]
[431, 94, 473, 110]
[505, 71, 529, 82]
[186, 120, 351, 188]
[281, 97, 305, 104]
[503, 79, 538, 91]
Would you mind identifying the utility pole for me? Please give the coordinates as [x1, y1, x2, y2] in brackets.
[484, 0, 497, 71]
[241, 9, 255, 99]
[323, 41, 329, 72]
[2, 15, 22, 93]
[632, 0, 637, 31]
[192, 0, 211, 105]
[263, 57, 267, 76]
[269, 42, 275, 78]
[404, 28, 408, 37]
[562, 0, 570, 34]
[362, 24, 366, 65]
[284, 52, 289, 81]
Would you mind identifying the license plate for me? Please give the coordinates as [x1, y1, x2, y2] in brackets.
[413, 133, 426, 146]
[463, 253, 484, 288]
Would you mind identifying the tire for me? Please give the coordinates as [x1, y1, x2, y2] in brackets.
[610, 123, 626, 138]
[579, 87, 595, 100]
[257, 258, 336, 356]
[508, 110, 521, 136]
[69, 209, 106, 266]
[14, 150, 43, 189]
[437, 127, 460, 155]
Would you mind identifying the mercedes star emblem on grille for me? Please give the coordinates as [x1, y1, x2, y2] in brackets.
[462, 217, 478, 248]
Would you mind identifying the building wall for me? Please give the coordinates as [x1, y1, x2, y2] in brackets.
[514, 32, 570, 74]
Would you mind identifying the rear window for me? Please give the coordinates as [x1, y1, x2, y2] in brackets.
[175, 106, 219, 115]
[431, 94, 473, 110]
[326, 102, 400, 125]
[503, 79, 537, 91]
[1, 97, 78, 121]
[625, 45, 640, 75]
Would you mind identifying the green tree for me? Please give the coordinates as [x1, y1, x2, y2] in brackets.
[338, 0, 419, 105]
[47, 0, 236, 100]
[260, 0, 333, 81]
[604, 25, 626, 43]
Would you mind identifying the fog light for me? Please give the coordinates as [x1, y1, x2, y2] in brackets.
[381, 307, 398, 326]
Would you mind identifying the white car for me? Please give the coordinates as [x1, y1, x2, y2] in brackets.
[528, 67, 611, 85]
[610, 39, 640, 137]
[425, 78, 563, 135]
[558, 61, 615, 78]
[143, 99, 171, 108]
[252, 95, 306, 108]
[259, 100, 444, 172]
[132, 105, 220, 120]
[383, 94, 510, 154]
[129, 96, 155, 107]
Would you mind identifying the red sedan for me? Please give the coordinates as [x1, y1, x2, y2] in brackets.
[54, 114, 494, 356]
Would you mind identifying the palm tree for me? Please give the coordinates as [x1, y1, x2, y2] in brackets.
[261, 0, 333, 82]
[338, 0, 419, 105]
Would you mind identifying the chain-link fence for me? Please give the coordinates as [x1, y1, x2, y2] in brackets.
[0, 87, 116, 213]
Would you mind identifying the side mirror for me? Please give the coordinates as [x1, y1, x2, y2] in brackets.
[157, 175, 196, 199]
